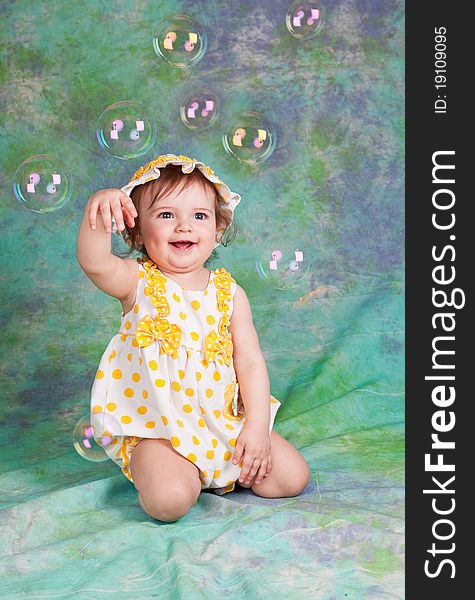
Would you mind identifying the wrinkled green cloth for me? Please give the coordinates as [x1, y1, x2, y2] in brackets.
[0, 1, 404, 597]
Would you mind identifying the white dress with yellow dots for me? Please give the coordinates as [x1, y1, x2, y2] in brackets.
[90, 256, 281, 495]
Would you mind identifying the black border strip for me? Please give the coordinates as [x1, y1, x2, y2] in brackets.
[406, 2, 470, 596]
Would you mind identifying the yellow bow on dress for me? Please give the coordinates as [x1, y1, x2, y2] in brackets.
[136, 314, 182, 357]
[204, 330, 233, 366]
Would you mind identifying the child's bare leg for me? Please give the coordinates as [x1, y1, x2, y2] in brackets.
[130, 438, 202, 522]
[236, 431, 310, 498]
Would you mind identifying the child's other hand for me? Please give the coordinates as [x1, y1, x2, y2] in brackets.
[87, 189, 138, 234]
[232, 421, 272, 485]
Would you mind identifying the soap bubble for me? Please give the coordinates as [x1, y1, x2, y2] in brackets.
[13, 154, 72, 213]
[255, 243, 311, 290]
[222, 111, 276, 164]
[180, 90, 219, 131]
[96, 101, 156, 159]
[286, 1, 326, 39]
[153, 14, 207, 68]
[73, 412, 124, 463]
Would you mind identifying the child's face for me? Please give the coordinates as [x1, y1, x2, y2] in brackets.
[136, 180, 217, 273]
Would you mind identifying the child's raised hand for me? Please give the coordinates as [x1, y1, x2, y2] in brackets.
[232, 421, 272, 485]
[87, 188, 138, 234]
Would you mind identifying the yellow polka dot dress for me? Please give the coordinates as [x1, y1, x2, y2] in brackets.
[90, 256, 281, 495]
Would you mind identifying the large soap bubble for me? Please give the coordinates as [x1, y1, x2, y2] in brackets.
[255, 243, 312, 291]
[73, 412, 124, 463]
[180, 89, 219, 131]
[153, 14, 207, 68]
[96, 101, 156, 159]
[222, 111, 276, 165]
[13, 154, 72, 213]
[286, 1, 326, 39]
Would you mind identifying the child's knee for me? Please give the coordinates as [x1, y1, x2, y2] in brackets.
[285, 458, 310, 496]
[139, 493, 190, 522]
[138, 480, 200, 522]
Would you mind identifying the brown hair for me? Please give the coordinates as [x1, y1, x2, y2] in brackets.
[114, 163, 238, 265]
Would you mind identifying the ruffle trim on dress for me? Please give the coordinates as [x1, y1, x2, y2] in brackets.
[223, 378, 245, 421]
[115, 435, 142, 481]
[135, 257, 236, 368]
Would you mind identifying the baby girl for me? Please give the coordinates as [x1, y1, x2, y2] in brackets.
[77, 153, 309, 522]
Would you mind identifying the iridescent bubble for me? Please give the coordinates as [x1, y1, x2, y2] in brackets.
[180, 90, 219, 131]
[13, 154, 72, 213]
[153, 15, 207, 68]
[73, 412, 123, 463]
[256, 244, 311, 290]
[222, 112, 276, 165]
[285, 1, 326, 39]
[96, 101, 156, 160]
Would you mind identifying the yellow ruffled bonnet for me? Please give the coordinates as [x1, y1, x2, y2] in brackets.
[120, 153, 241, 249]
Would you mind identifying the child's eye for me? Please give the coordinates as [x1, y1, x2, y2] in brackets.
[157, 211, 208, 220]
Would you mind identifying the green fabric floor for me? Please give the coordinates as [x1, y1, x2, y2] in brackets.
[0, 1, 404, 597]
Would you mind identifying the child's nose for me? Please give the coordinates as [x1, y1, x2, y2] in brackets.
[176, 220, 192, 231]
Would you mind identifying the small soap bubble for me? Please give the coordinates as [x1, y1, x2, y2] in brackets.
[96, 101, 156, 160]
[13, 154, 72, 213]
[153, 15, 207, 68]
[180, 90, 219, 131]
[222, 111, 276, 164]
[73, 412, 124, 463]
[286, 1, 325, 39]
[256, 243, 311, 290]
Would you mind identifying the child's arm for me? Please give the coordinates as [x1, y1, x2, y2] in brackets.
[76, 189, 138, 301]
[229, 285, 271, 430]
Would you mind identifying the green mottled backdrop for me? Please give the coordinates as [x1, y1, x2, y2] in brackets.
[0, 1, 404, 598]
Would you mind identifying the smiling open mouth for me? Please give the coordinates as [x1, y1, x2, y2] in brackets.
[170, 241, 196, 251]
